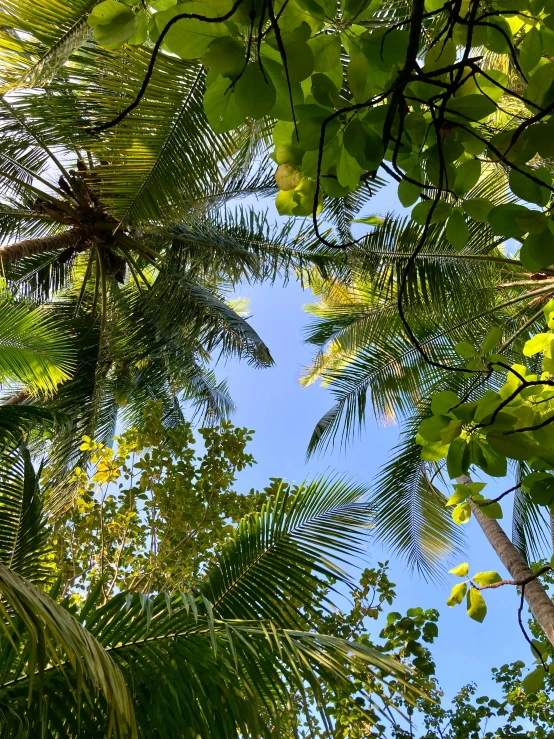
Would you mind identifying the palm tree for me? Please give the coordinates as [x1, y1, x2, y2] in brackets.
[302, 191, 554, 578]
[0, 448, 415, 737]
[0, 0, 356, 488]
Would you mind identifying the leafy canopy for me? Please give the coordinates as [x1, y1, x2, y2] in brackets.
[91, 0, 554, 249]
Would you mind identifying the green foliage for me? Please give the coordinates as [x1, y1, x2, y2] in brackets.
[0, 420, 419, 738]
[51, 402, 263, 597]
[71, 0, 554, 262]
[418, 303, 554, 526]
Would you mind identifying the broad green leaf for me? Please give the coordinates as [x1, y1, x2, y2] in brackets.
[523, 332, 552, 356]
[445, 209, 469, 250]
[509, 165, 551, 206]
[311, 72, 341, 108]
[398, 175, 421, 208]
[466, 588, 487, 622]
[128, 12, 148, 44]
[478, 500, 503, 519]
[445, 95, 496, 122]
[452, 502, 471, 524]
[488, 203, 534, 238]
[454, 341, 476, 358]
[273, 144, 303, 165]
[544, 299, 554, 323]
[446, 582, 467, 606]
[202, 37, 244, 74]
[453, 159, 481, 197]
[440, 419, 463, 444]
[476, 69, 509, 103]
[275, 188, 298, 215]
[431, 391, 460, 416]
[359, 126, 384, 170]
[515, 208, 548, 234]
[404, 112, 428, 149]
[526, 61, 554, 110]
[473, 571, 502, 586]
[284, 42, 314, 82]
[424, 38, 456, 71]
[204, 74, 246, 132]
[528, 122, 554, 159]
[347, 53, 372, 102]
[420, 440, 449, 461]
[309, 33, 341, 72]
[447, 438, 468, 479]
[467, 482, 487, 495]
[343, 118, 368, 158]
[520, 27, 543, 74]
[487, 432, 542, 461]
[264, 59, 304, 121]
[523, 667, 546, 694]
[88, 1, 138, 48]
[529, 476, 554, 505]
[479, 442, 510, 478]
[235, 64, 276, 119]
[342, 0, 380, 21]
[89, 0, 133, 26]
[412, 200, 452, 225]
[380, 29, 409, 66]
[336, 148, 364, 189]
[448, 562, 469, 577]
[481, 326, 502, 355]
[484, 16, 512, 53]
[418, 415, 452, 442]
[156, 3, 229, 59]
[520, 228, 554, 270]
[446, 489, 470, 506]
[521, 471, 551, 492]
[462, 198, 493, 222]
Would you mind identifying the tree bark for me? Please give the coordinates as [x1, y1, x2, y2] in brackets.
[0, 228, 84, 266]
[458, 476, 554, 646]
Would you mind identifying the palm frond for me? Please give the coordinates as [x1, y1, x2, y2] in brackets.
[170, 208, 348, 287]
[512, 479, 551, 563]
[147, 272, 274, 368]
[37, 43, 237, 227]
[0, 296, 74, 395]
[203, 475, 371, 623]
[0, 445, 49, 583]
[0, 476, 417, 737]
[0, 564, 134, 737]
[0, 0, 95, 89]
[369, 415, 465, 579]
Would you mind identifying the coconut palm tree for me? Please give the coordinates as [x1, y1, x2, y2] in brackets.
[302, 188, 554, 577]
[0, 447, 415, 738]
[0, 0, 359, 490]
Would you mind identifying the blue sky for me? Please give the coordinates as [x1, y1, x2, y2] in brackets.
[217, 185, 539, 713]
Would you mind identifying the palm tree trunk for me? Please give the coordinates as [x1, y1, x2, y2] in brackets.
[0, 228, 84, 266]
[458, 476, 554, 645]
[2, 390, 29, 405]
